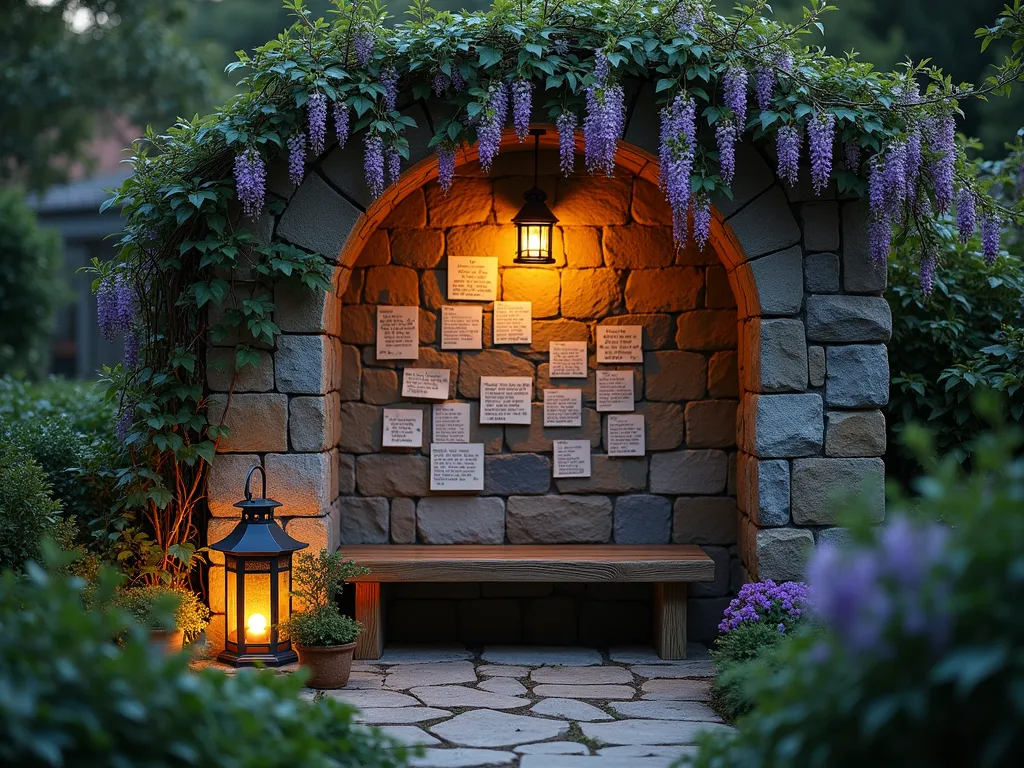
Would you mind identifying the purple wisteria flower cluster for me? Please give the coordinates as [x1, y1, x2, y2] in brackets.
[808, 112, 835, 194]
[512, 79, 532, 143]
[722, 64, 747, 129]
[556, 111, 578, 176]
[477, 81, 509, 173]
[981, 215, 1001, 264]
[583, 51, 625, 176]
[233, 148, 266, 219]
[716, 121, 737, 184]
[659, 93, 697, 244]
[674, 1, 705, 36]
[333, 101, 350, 147]
[307, 92, 327, 156]
[436, 144, 456, 194]
[381, 68, 399, 112]
[432, 72, 447, 97]
[808, 518, 952, 654]
[287, 133, 306, 186]
[364, 133, 385, 198]
[97, 274, 136, 343]
[718, 579, 810, 634]
[956, 187, 976, 243]
[919, 245, 937, 296]
[352, 24, 374, 68]
[776, 124, 802, 187]
[692, 194, 712, 251]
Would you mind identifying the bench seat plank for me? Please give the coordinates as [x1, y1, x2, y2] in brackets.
[343, 545, 715, 583]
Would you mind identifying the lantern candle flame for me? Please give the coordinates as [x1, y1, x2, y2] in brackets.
[247, 613, 267, 639]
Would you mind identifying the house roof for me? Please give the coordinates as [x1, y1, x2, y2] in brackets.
[27, 168, 132, 215]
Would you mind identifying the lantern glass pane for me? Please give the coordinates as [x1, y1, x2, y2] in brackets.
[242, 568, 272, 645]
[226, 566, 237, 643]
[277, 564, 290, 641]
[518, 224, 550, 260]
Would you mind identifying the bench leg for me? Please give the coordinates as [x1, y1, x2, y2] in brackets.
[354, 582, 384, 660]
[653, 583, 687, 660]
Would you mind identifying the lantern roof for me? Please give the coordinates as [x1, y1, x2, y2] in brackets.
[210, 467, 309, 556]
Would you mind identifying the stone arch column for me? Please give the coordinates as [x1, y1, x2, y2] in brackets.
[204, 93, 890, 648]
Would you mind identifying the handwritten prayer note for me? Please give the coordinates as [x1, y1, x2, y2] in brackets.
[596, 370, 635, 412]
[401, 368, 451, 400]
[479, 376, 532, 424]
[549, 341, 588, 378]
[430, 443, 485, 491]
[543, 389, 582, 427]
[553, 440, 592, 478]
[376, 306, 419, 360]
[441, 305, 483, 350]
[607, 414, 646, 457]
[448, 256, 498, 301]
[432, 402, 471, 443]
[596, 325, 642, 363]
[382, 409, 423, 448]
[493, 301, 532, 345]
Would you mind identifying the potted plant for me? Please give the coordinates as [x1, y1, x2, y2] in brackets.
[115, 585, 210, 654]
[283, 549, 368, 689]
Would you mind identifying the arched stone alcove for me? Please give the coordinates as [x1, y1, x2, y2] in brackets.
[204, 97, 891, 649]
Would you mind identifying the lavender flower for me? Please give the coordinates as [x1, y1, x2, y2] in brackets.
[123, 328, 139, 367]
[352, 24, 374, 67]
[808, 112, 835, 194]
[437, 144, 456, 194]
[556, 111, 577, 176]
[333, 100, 350, 147]
[693, 194, 712, 251]
[116, 407, 133, 443]
[115, 274, 136, 333]
[674, 1, 705, 36]
[583, 80, 625, 176]
[718, 579, 810, 633]
[755, 66, 774, 110]
[776, 124, 801, 187]
[380, 67, 399, 112]
[96, 277, 119, 342]
[660, 93, 697, 243]
[981, 215, 1000, 264]
[869, 218, 892, 265]
[716, 120, 737, 184]
[386, 147, 401, 185]
[869, 141, 909, 226]
[919, 245, 936, 296]
[905, 128, 922, 199]
[593, 49, 610, 84]
[450, 66, 466, 92]
[955, 188, 976, 243]
[777, 623, 786, 634]
[844, 140, 861, 172]
[927, 114, 956, 213]
[307, 92, 327, 156]
[364, 133, 385, 198]
[432, 72, 447, 97]
[722, 64, 747, 129]
[512, 79, 532, 142]
[233, 148, 266, 219]
[776, 49, 794, 74]
[477, 81, 509, 173]
[287, 133, 306, 186]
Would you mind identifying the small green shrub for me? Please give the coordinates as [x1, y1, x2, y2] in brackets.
[284, 550, 368, 647]
[287, 607, 361, 647]
[114, 585, 210, 641]
[0, 443, 60, 571]
[0, 550, 407, 767]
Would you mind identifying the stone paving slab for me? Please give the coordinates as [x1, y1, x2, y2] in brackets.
[321, 689, 419, 708]
[531, 684, 635, 700]
[412, 686, 530, 710]
[611, 700, 723, 722]
[410, 748, 517, 767]
[631, 661, 715, 678]
[609, 645, 710, 664]
[529, 698, 614, 722]
[429, 709, 569, 748]
[598, 745, 700, 760]
[378, 645, 473, 664]
[372, 725, 440, 747]
[355, 706, 453, 724]
[478, 664, 531, 678]
[518, 756, 675, 768]
[481, 647, 602, 667]
[581, 719, 733, 745]
[531, 666, 633, 685]
[386, 661, 477, 689]
[514, 742, 590, 755]
[477, 677, 528, 696]
[346, 671, 385, 689]
[640, 678, 712, 701]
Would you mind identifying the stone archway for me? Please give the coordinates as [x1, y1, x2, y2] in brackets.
[204, 94, 891, 650]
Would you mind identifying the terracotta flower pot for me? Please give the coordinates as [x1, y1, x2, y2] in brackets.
[149, 628, 184, 655]
[295, 641, 357, 689]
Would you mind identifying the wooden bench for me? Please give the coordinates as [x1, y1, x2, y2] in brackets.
[343, 545, 715, 661]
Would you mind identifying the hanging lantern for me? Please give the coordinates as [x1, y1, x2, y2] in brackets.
[512, 128, 559, 264]
[211, 466, 308, 667]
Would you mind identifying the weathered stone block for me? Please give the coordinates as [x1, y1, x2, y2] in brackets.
[289, 395, 338, 452]
[504, 268, 561, 317]
[274, 279, 340, 335]
[804, 252, 840, 293]
[631, 402, 684, 451]
[748, 246, 803, 316]
[483, 454, 552, 495]
[506, 404, 601, 452]
[355, 454, 429, 497]
[644, 351, 706, 401]
[341, 267, 364, 303]
[708, 351, 739, 398]
[467, 401, 505, 453]
[602, 225, 674, 268]
[755, 528, 813, 582]
[631, 177, 672, 225]
[537, 364, 597, 402]
[517, 319, 590, 355]
[338, 496, 389, 544]
[506, 495, 613, 543]
[361, 367, 401, 405]
[806, 295, 892, 343]
[390, 497, 416, 544]
[339, 344, 362, 401]
[613, 495, 672, 544]
[340, 305, 375, 344]
[338, 453, 355, 495]
[264, 452, 333, 516]
[556, 175, 631, 225]
[801, 202, 840, 252]
[389, 229, 444, 268]
[561, 268, 621, 319]
[285, 512, 339, 564]
[808, 345, 825, 387]
[791, 457, 885, 524]
[650, 451, 728, 494]
[493, 175, 558, 221]
[746, 393, 823, 458]
[713, 143, 776, 219]
[561, 226, 603, 267]
[208, 454, 261, 517]
[726, 187, 801, 259]
[691, 546, 731, 598]
[672, 497, 738, 545]
[382, 189, 427, 228]
[817, 527, 853, 548]
[826, 410, 886, 457]
[208, 394, 288, 453]
[446, 224, 520, 265]
[206, 348, 274, 393]
[705, 266, 736, 309]
[685, 400, 737, 449]
[339, 402, 381, 453]
[676, 310, 737, 351]
[826, 345, 889, 407]
[405, 347, 460, 399]
[746, 456, 790, 527]
[625, 267, 703, 313]
[746, 319, 808, 393]
[601, 314, 673, 349]
[362, 265, 419, 305]
[458, 350, 535, 398]
[276, 334, 330, 394]
[556, 456, 648, 494]
[276, 174, 358, 260]
[417, 497, 506, 544]
[420, 269, 447, 310]
[424, 178, 492, 226]
[354, 230, 389, 266]
[842, 200, 887, 293]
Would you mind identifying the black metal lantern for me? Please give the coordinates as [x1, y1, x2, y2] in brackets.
[211, 466, 308, 667]
[512, 128, 559, 264]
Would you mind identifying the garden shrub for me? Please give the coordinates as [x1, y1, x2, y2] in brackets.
[0, 550, 407, 767]
[690, 410, 1024, 768]
[0, 443, 61, 572]
[284, 550, 366, 647]
[114, 584, 211, 642]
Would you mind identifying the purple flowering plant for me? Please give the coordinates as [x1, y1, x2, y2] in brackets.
[718, 579, 810, 635]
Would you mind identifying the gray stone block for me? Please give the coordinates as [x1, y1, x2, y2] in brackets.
[339, 402, 382, 453]
[458, 350, 535, 399]
[691, 546, 730, 598]
[556, 457, 648, 494]
[355, 454, 429, 497]
[416, 497, 506, 544]
[808, 345, 825, 387]
[361, 367, 401, 405]
[726, 187, 801, 259]
[806, 295, 892, 343]
[613, 495, 671, 544]
[274, 279, 339, 335]
[748, 246, 803, 316]
[801, 202, 840, 252]
[747, 393, 823, 458]
[319, 145, 373, 209]
[804, 252, 840, 293]
[277, 173, 359, 260]
[754, 319, 808, 392]
[749, 457, 790, 527]
[206, 348, 274, 393]
[264, 451, 333, 516]
[842, 200, 887, 293]
[289, 395, 337, 452]
[672, 497, 738, 545]
[276, 334, 330, 394]
[684, 400, 737, 449]
[390, 498, 416, 544]
[631, 402, 685, 451]
[208, 453, 261, 517]
[791, 457, 885, 525]
[826, 345, 889, 407]
[826, 410, 887, 457]
[506, 404, 601, 452]
[338, 496, 389, 544]
[483, 454, 552, 495]
[755, 528, 813, 582]
[207, 393, 288, 454]
[506, 495, 613, 544]
[643, 351, 707, 401]
[712, 143, 776, 218]
[649, 451, 729, 494]
[339, 344, 362, 401]
[816, 526, 854, 548]
[338, 453, 355, 495]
